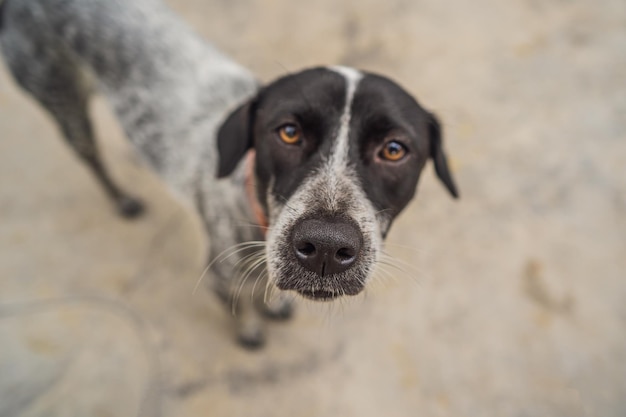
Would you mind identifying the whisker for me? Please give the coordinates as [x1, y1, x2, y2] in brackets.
[231, 256, 266, 316]
[192, 241, 265, 295]
[231, 251, 265, 287]
[263, 269, 274, 304]
[234, 222, 270, 231]
[378, 258, 418, 278]
[232, 250, 266, 270]
[371, 265, 396, 289]
[219, 242, 266, 263]
[380, 252, 423, 273]
[275, 194, 299, 214]
[375, 208, 395, 215]
[383, 242, 425, 254]
[250, 266, 268, 303]
[377, 255, 425, 285]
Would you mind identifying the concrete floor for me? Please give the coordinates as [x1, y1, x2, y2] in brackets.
[1, 0, 625, 416]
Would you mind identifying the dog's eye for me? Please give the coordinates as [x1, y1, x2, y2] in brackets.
[380, 140, 407, 161]
[278, 124, 302, 145]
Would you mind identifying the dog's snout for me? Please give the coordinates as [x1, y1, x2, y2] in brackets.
[292, 219, 362, 276]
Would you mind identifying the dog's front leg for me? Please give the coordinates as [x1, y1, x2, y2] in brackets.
[207, 243, 268, 349]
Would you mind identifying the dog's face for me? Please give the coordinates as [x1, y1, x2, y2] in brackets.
[217, 67, 458, 300]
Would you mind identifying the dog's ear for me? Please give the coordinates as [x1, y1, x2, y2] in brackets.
[216, 100, 256, 178]
[427, 113, 459, 198]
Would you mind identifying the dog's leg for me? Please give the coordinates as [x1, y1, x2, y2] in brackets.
[212, 272, 267, 349]
[234, 290, 266, 349]
[1, 30, 143, 218]
[204, 239, 268, 349]
[46, 96, 145, 218]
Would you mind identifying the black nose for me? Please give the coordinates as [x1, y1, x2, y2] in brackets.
[292, 218, 362, 276]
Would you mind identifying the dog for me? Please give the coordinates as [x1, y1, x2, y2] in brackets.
[0, 0, 459, 348]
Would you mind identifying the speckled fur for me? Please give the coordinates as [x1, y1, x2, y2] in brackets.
[0, 0, 276, 346]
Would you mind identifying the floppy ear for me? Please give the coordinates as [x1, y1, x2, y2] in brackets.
[216, 100, 256, 178]
[427, 113, 459, 198]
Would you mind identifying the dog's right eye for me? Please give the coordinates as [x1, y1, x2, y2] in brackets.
[277, 124, 302, 145]
[379, 140, 408, 162]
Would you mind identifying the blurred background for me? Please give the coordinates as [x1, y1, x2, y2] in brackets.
[1, 0, 625, 416]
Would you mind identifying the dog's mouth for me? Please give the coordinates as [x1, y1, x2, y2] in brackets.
[296, 288, 342, 301]
[277, 278, 366, 301]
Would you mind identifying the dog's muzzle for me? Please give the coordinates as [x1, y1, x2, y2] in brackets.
[278, 217, 365, 301]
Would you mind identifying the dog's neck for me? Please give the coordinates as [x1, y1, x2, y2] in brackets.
[245, 151, 268, 236]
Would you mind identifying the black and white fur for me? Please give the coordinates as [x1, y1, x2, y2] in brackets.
[0, 0, 458, 348]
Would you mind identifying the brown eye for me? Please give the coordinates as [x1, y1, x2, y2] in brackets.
[278, 124, 301, 145]
[380, 140, 407, 161]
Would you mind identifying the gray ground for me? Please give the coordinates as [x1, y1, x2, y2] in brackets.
[1, 0, 625, 416]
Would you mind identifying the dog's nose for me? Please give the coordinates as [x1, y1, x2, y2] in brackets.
[292, 218, 362, 276]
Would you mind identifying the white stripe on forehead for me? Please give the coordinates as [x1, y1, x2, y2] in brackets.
[327, 66, 363, 172]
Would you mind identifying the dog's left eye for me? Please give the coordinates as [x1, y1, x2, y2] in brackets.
[380, 140, 408, 162]
[277, 124, 302, 145]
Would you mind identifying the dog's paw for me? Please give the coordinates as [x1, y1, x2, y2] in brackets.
[117, 196, 145, 219]
[257, 294, 294, 321]
[237, 325, 265, 350]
